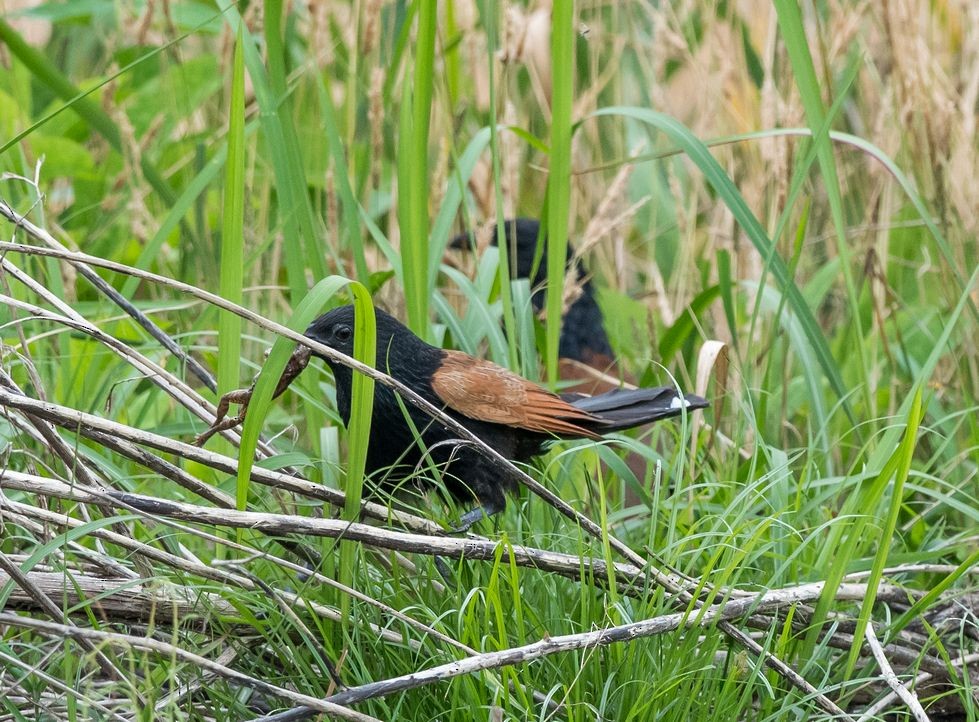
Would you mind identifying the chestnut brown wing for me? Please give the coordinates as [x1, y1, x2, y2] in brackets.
[430, 350, 602, 439]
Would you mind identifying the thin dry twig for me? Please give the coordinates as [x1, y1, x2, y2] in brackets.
[0, 386, 440, 533]
[0, 494, 415, 650]
[862, 622, 931, 722]
[263, 576, 919, 719]
[1, 467, 944, 668]
[857, 651, 979, 721]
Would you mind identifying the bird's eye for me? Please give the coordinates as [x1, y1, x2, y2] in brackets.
[334, 325, 352, 343]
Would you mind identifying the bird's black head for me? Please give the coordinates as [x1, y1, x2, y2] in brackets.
[304, 304, 359, 358]
[305, 305, 419, 359]
[304, 304, 445, 375]
[303, 304, 442, 423]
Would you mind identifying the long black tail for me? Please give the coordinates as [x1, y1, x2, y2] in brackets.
[562, 387, 708, 434]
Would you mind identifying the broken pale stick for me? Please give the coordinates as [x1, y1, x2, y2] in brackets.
[194, 345, 312, 446]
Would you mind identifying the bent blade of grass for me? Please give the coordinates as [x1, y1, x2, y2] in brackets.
[678, 126, 975, 309]
[592, 106, 856, 427]
[600, 122, 973, 308]
[236, 277, 375, 516]
[233, 276, 374, 626]
[345, 289, 377, 522]
[338, 287, 376, 626]
[748, 60, 858, 456]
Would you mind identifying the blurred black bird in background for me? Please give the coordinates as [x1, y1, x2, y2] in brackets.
[451, 218, 616, 371]
[305, 305, 707, 529]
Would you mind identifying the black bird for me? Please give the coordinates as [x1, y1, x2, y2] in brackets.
[452, 218, 615, 369]
[305, 305, 707, 528]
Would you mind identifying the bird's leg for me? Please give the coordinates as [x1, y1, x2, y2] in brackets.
[432, 556, 457, 589]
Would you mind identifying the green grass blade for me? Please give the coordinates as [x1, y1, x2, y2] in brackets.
[545, 0, 575, 387]
[218, 29, 246, 408]
[889, 544, 979, 641]
[775, 1, 871, 411]
[844, 386, 923, 676]
[399, 0, 436, 337]
[337, 287, 377, 627]
[344, 288, 377, 520]
[658, 125, 976, 309]
[236, 277, 372, 513]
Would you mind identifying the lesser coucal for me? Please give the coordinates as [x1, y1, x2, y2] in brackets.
[304, 305, 707, 528]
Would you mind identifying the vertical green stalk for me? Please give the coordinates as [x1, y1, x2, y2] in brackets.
[336, 286, 376, 629]
[844, 387, 922, 677]
[480, 1, 519, 370]
[399, 0, 437, 337]
[234, 278, 375, 551]
[263, 0, 328, 300]
[318, 75, 370, 282]
[546, 0, 575, 387]
[444, 0, 460, 105]
[220, 28, 246, 472]
[773, 1, 871, 412]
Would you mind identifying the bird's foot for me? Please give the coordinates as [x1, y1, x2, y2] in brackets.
[449, 500, 505, 533]
[449, 506, 487, 533]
